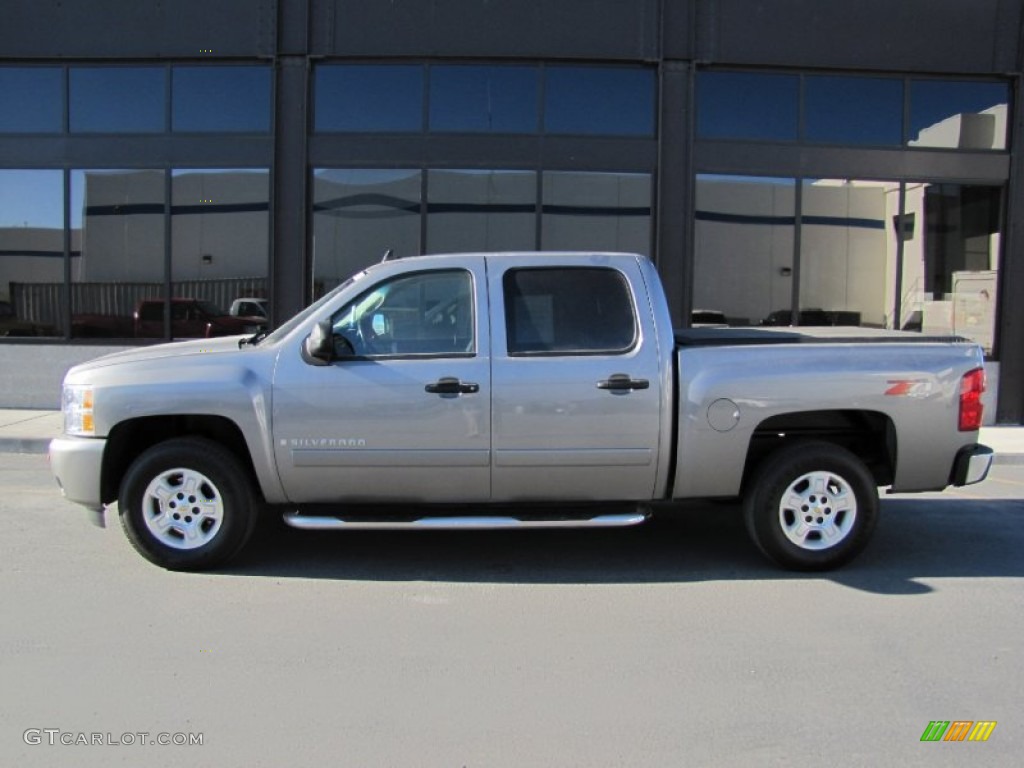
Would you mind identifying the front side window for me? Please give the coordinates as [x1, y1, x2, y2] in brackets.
[332, 270, 474, 357]
[504, 268, 636, 355]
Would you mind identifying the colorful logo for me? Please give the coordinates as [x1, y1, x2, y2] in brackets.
[921, 721, 997, 742]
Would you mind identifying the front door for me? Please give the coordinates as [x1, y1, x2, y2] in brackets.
[272, 260, 490, 504]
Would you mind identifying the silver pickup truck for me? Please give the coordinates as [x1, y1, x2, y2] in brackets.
[50, 252, 993, 572]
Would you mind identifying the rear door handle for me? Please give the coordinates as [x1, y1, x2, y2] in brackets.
[425, 377, 480, 395]
[597, 373, 650, 392]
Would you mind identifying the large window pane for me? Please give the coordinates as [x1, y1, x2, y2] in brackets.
[899, 183, 1002, 355]
[171, 169, 269, 339]
[429, 65, 538, 134]
[315, 65, 423, 133]
[693, 175, 795, 326]
[312, 169, 422, 298]
[0, 170, 63, 337]
[800, 179, 894, 328]
[541, 172, 651, 255]
[0, 69, 63, 133]
[696, 72, 799, 141]
[909, 80, 1009, 150]
[172, 66, 271, 133]
[544, 67, 655, 136]
[70, 170, 165, 339]
[804, 76, 903, 146]
[70, 68, 166, 133]
[426, 170, 536, 254]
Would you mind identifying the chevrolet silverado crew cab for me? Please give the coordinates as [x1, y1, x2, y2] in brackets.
[50, 252, 993, 572]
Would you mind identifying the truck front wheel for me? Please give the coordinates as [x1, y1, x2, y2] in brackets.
[743, 442, 878, 571]
[118, 437, 257, 571]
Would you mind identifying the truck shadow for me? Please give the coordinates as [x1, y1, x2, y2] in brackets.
[226, 498, 1024, 594]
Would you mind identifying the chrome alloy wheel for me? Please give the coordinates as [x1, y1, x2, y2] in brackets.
[778, 470, 857, 550]
[142, 468, 224, 550]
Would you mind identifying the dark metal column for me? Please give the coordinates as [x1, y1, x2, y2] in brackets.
[996, 75, 1024, 423]
[271, 57, 310, 325]
[655, 60, 692, 327]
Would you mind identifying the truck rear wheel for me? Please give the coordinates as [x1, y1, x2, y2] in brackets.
[118, 437, 257, 571]
[743, 441, 878, 570]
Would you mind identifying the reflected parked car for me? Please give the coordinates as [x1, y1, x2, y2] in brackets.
[134, 299, 266, 339]
[229, 297, 268, 320]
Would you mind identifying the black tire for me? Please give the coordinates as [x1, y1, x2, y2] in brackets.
[118, 437, 258, 571]
[743, 441, 879, 571]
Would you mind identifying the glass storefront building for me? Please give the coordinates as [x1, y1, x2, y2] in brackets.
[1, 0, 1023, 422]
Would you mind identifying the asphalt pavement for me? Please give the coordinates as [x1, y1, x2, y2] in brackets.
[1, 452, 1021, 767]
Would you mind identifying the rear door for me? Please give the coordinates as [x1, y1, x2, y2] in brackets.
[272, 258, 491, 503]
[488, 255, 664, 501]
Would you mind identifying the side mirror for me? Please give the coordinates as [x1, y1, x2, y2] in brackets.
[303, 321, 356, 366]
[303, 321, 335, 365]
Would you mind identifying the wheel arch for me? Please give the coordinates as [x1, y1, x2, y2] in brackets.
[101, 415, 259, 505]
[743, 409, 896, 493]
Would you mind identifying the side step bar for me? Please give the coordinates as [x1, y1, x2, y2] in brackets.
[282, 508, 649, 531]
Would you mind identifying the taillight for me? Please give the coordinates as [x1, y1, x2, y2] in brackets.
[958, 367, 986, 432]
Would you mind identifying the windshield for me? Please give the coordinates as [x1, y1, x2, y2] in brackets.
[258, 272, 368, 345]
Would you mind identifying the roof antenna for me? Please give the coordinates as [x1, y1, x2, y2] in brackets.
[380, 248, 395, 262]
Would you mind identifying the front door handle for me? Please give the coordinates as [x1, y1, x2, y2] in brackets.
[597, 373, 650, 392]
[425, 377, 480, 395]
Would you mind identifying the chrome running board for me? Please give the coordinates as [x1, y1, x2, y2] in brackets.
[282, 508, 649, 531]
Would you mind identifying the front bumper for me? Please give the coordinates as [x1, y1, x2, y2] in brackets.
[49, 436, 107, 516]
[950, 444, 994, 487]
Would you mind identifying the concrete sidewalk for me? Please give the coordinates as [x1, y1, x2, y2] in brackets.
[2, 408, 1023, 463]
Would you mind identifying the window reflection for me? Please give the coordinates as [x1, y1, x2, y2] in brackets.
[804, 76, 903, 146]
[900, 183, 1001, 354]
[693, 175, 795, 326]
[800, 179, 894, 328]
[315, 65, 423, 132]
[171, 169, 269, 338]
[0, 170, 63, 337]
[541, 172, 651, 255]
[70, 67, 165, 133]
[172, 66, 271, 133]
[0, 69, 63, 133]
[544, 66, 655, 136]
[312, 169, 422, 298]
[426, 170, 536, 254]
[429, 65, 538, 134]
[70, 170, 165, 339]
[696, 72, 799, 141]
[909, 80, 1009, 149]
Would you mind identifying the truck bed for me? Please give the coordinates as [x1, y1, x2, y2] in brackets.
[675, 326, 969, 348]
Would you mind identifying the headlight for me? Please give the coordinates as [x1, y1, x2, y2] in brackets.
[63, 385, 95, 436]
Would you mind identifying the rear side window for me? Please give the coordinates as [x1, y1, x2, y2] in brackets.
[504, 267, 636, 355]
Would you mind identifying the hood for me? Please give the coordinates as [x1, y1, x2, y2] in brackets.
[69, 336, 249, 374]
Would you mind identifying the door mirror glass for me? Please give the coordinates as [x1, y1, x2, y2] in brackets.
[304, 321, 334, 364]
